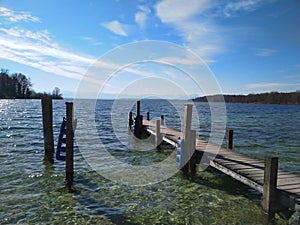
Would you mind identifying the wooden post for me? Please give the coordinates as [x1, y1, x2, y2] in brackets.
[160, 115, 164, 125]
[262, 156, 278, 215]
[41, 98, 54, 162]
[183, 104, 192, 137]
[65, 102, 74, 191]
[146, 112, 150, 121]
[226, 129, 234, 150]
[128, 111, 133, 130]
[181, 104, 193, 172]
[136, 100, 140, 117]
[134, 101, 143, 138]
[155, 119, 161, 150]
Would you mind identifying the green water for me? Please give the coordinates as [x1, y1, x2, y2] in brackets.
[1, 99, 298, 224]
[1, 148, 288, 224]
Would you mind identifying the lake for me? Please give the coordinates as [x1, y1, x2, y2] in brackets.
[0, 99, 299, 224]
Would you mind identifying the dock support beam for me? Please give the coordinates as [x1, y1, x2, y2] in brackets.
[66, 102, 74, 192]
[262, 156, 278, 216]
[226, 129, 234, 150]
[188, 130, 197, 175]
[41, 98, 54, 162]
[155, 119, 161, 150]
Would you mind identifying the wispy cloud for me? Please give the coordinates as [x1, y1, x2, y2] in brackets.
[158, 56, 205, 66]
[101, 20, 127, 36]
[245, 82, 299, 89]
[0, 27, 96, 80]
[0, 7, 91, 81]
[0, 7, 40, 22]
[284, 74, 300, 79]
[155, 0, 222, 62]
[256, 48, 277, 57]
[82, 36, 103, 46]
[135, 6, 151, 28]
[223, 0, 262, 17]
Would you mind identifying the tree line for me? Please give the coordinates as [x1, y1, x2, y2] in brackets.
[192, 91, 300, 104]
[0, 69, 63, 99]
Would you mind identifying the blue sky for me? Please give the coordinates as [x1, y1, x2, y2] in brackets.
[0, 0, 299, 98]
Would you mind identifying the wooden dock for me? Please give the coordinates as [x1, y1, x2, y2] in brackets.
[131, 102, 300, 217]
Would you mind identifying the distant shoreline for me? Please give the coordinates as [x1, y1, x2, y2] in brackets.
[0, 96, 63, 100]
[192, 91, 300, 105]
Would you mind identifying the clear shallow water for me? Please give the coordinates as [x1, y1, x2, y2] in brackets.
[0, 99, 299, 224]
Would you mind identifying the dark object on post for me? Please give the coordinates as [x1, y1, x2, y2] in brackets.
[226, 129, 233, 150]
[41, 98, 54, 162]
[262, 156, 279, 216]
[146, 112, 150, 121]
[65, 102, 74, 192]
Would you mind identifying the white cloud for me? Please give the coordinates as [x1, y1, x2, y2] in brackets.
[135, 6, 151, 28]
[101, 20, 127, 36]
[0, 27, 96, 80]
[223, 0, 262, 17]
[155, 0, 210, 23]
[0, 7, 40, 22]
[155, 0, 222, 62]
[256, 48, 277, 57]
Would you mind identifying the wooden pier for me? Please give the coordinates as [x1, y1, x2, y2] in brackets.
[131, 102, 300, 218]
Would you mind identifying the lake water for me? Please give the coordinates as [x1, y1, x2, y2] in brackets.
[0, 99, 299, 224]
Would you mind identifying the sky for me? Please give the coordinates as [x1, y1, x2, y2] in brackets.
[0, 0, 299, 99]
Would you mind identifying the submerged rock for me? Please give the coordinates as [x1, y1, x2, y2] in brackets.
[289, 200, 300, 225]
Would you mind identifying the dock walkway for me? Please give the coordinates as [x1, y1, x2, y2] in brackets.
[143, 119, 300, 213]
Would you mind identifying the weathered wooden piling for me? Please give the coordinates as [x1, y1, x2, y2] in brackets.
[226, 129, 234, 150]
[155, 119, 161, 150]
[41, 98, 54, 162]
[136, 100, 140, 117]
[134, 101, 143, 138]
[262, 156, 278, 216]
[65, 102, 74, 191]
[128, 111, 133, 130]
[183, 104, 192, 137]
[160, 115, 164, 125]
[180, 104, 194, 173]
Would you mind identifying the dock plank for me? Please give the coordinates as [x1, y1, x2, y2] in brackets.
[143, 119, 300, 209]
